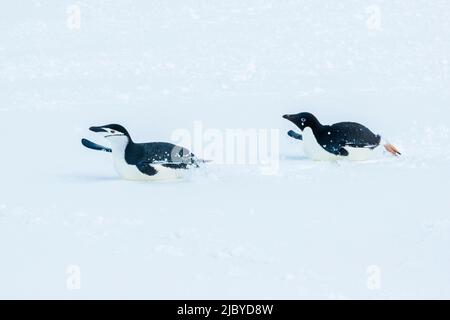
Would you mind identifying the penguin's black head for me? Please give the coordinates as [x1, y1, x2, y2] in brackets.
[89, 124, 131, 139]
[283, 112, 321, 131]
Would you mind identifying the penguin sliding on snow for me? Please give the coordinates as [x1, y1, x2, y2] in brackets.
[283, 112, 401, 161]
[82, 124, 204, 180]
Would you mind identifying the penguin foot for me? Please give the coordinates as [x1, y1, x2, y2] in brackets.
[384, 143, 401, 156]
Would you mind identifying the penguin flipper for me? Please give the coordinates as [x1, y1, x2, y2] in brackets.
[81, 139, 112, 153]
[338, 148, 349, 156]
[321, 141, 349, 156]
[136, 162, 158, 176]
[287, 130, 303, 140]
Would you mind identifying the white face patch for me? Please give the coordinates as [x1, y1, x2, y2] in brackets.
[106, 135, 129, 154]
[93, 129, 130, 160]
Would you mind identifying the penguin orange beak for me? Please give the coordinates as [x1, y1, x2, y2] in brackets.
[89, 126, 107, 133]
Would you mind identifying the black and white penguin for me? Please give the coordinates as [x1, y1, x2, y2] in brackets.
[283, 112, 401, 161]
[82, 124, 201, 180]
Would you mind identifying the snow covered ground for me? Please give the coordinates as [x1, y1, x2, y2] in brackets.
[1, 0, 450, 299]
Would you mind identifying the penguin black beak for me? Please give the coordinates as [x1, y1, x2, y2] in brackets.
[89, 126, 107, 133]
[283, 114, 292, 120]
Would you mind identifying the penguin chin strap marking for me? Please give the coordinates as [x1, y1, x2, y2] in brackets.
[105, 134, 126, 138]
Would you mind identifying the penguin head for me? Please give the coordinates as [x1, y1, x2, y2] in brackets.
[89, 124, 131, 140]
[283, 112, 321, 131]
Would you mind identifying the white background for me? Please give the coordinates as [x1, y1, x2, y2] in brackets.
[0, 0, 449, 299]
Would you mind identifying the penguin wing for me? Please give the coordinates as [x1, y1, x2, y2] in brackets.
[81, 139, 112, 153]
[136, 160, 189, 176]
[318, 140, 349, 156]
[287, 130, 303, 140]
[136, 161, 158, 176]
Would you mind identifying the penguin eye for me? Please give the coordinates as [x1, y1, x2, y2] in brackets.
[301, 118, 306, 122]
[111, 130, 116, 134]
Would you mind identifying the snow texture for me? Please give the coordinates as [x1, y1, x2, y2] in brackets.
[0, 0, 449, 299]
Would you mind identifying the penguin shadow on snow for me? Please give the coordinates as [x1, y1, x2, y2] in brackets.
[281, 154, 309, 161]
[64, 172, 191, 184]
[62, 173, 121, 183]
[281, 151, 399, 168]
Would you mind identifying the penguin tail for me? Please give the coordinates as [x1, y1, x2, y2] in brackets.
[384, 143, 401, 156]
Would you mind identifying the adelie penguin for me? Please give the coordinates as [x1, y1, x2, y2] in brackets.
[82, 124, 204, 180]
[283, 112, 401, 161]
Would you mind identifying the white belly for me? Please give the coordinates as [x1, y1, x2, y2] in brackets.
[302, 127, 376, 161]
[113, 157, 184, 181]
[302, 128, 338, 161]
[342, 146, 375, 161]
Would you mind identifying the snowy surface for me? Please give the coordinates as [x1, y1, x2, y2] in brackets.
[1, 0, 450, 299]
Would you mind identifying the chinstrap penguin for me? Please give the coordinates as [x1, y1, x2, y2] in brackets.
[82, 124, 203, 180]
[283, 112, 401, 161]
